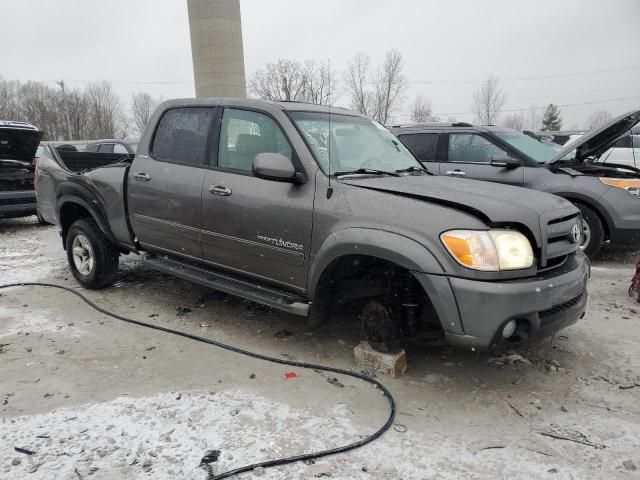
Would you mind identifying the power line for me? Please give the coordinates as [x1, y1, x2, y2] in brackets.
[394, 94, 640, 119]
[33, 63, 640, 87]
[406, 64, 640, 85]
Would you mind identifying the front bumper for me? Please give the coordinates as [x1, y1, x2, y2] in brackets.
[415, 253, 590, 350]
[0, 191, 36, 218]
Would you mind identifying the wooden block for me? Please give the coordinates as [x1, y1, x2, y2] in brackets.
[353, 341, 407, 378]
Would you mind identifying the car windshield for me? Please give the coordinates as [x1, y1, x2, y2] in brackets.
[495, 131, 557, 164]
[289, 111, 420, 175]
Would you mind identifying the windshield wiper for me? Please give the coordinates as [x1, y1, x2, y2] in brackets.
[334, 168, 400, 177]
[395, 166, 431, 175]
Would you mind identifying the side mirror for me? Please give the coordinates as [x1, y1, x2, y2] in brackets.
[491, 155, 522, 169]
[253, 152, 305, 184]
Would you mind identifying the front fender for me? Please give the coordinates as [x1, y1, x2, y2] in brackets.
[308, 227, 445, 299]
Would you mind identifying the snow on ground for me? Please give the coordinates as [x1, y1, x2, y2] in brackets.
[1, 388, 639, 480]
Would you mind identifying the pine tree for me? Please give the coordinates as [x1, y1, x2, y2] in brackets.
[541, 104, 562, 131]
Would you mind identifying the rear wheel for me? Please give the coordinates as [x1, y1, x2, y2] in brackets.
[576, 204, 604, 258]
[66, 218, 119, 289]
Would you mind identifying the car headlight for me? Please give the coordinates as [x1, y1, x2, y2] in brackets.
[599, 178, 640, 198]
[440, 229, 534, 271]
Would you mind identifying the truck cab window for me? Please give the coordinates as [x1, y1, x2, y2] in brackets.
[151, 108, 214, 166]
[448, 133, 508, 164]
[217, 108, 292, 172]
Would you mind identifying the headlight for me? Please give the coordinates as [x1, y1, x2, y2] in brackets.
[440, 229, 534, 271]
[599, 178, 640, 198]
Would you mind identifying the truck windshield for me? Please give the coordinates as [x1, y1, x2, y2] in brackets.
[495, 131, 557, 164]
[290, 111, 420, 175]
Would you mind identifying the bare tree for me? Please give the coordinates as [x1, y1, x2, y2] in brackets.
[249, 59, 307, 102]
[502, 112, 525, 130]
[300, 60, 339, 105]
[131, 92, 159, 134]
[344, 49, 407, 123]
[585, 110, 613, 130]
[472, 76, 507, 125]
[526, 103, 542, 130]
[344, 52, 374, 116]
[373, 49, 406, 124]
[410, 94, 438, 123]
[85, 81, 121, 138]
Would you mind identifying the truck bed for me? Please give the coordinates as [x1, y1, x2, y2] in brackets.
[56, 150, 133, 172]
[35, 147, 135, 250]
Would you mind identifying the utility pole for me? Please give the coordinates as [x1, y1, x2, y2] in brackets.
[57, 80, 73, 140]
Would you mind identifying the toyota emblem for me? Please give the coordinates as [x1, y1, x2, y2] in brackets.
[571, 224, 581, 244]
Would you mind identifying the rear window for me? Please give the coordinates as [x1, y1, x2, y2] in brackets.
[398, 133, 438, 162]
[151, 108, 214, 166]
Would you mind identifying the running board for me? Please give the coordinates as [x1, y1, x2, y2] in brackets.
[142, 254, 310, 316]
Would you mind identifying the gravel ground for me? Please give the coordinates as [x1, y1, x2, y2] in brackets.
[1, 216, 639, 479]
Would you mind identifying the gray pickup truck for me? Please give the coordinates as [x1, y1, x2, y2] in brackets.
[36, 98, 589, 352]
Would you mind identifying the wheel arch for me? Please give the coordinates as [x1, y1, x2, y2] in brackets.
[308, 228, 445, 300]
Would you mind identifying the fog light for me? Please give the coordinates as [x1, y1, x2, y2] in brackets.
[502, 320, 517, 339]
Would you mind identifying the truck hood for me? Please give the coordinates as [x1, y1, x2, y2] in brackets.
[340, 175, 577, 245]
[550, 109, 640, 164]
[0, 127, 43, 162]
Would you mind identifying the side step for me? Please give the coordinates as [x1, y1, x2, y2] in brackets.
[142, 254, 310, 316]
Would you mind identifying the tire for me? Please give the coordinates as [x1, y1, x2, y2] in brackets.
[65, 218, 119, 289]
[36, 209, 49, 225]
[576, 203, 605, 259]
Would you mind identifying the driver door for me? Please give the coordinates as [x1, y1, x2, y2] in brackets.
[200, 107, 315, 291]
[439, 132, 524, 186]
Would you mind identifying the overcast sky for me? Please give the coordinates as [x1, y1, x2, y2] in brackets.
[2, 0, 639, 127]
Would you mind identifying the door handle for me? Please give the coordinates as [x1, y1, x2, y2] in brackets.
[133, 172, 151, 181]
[446, 170, 466, 176]
[208, 185, 232, 196]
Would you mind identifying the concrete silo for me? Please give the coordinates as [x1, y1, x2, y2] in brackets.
[187, 0, 246, 97]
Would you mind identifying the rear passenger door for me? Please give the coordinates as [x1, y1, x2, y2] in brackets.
[395, 131, 442, 174]
[200, 107, 314, 291]
[440, 132, 524, 186]
[128, 107, 216, 259]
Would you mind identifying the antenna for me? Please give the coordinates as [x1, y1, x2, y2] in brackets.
[326, 58, 333, 199]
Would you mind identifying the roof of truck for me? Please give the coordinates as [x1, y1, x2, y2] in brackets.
[160, 97, 361, 116]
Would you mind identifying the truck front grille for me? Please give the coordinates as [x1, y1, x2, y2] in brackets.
[0, 196, 36, 206]
[540, 212, 581, 269]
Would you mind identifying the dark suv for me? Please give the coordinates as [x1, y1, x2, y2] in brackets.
[391, 111, 640, 257]
[0, 120, 43, 220]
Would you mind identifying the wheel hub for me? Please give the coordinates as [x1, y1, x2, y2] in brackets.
[579, 220, 591, 251]
[361, 301, 401, 353]
[72, 234, 94, 276]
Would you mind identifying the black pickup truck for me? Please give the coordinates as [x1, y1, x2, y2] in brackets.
[36, 98, 589, 352]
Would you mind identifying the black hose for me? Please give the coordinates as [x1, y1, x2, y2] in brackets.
[0, 282, 396, 479]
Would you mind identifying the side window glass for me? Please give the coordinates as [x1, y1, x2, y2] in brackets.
[398, 133, 438, 162]
[448, 133, 508, 163]
[218, 109, 292, 172]
[97, 144, 113, 153]
[151, 107, 214, 166]
[113, 144, 129, 154]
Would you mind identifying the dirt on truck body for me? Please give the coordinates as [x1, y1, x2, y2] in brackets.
[36, 98, 589, 352]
